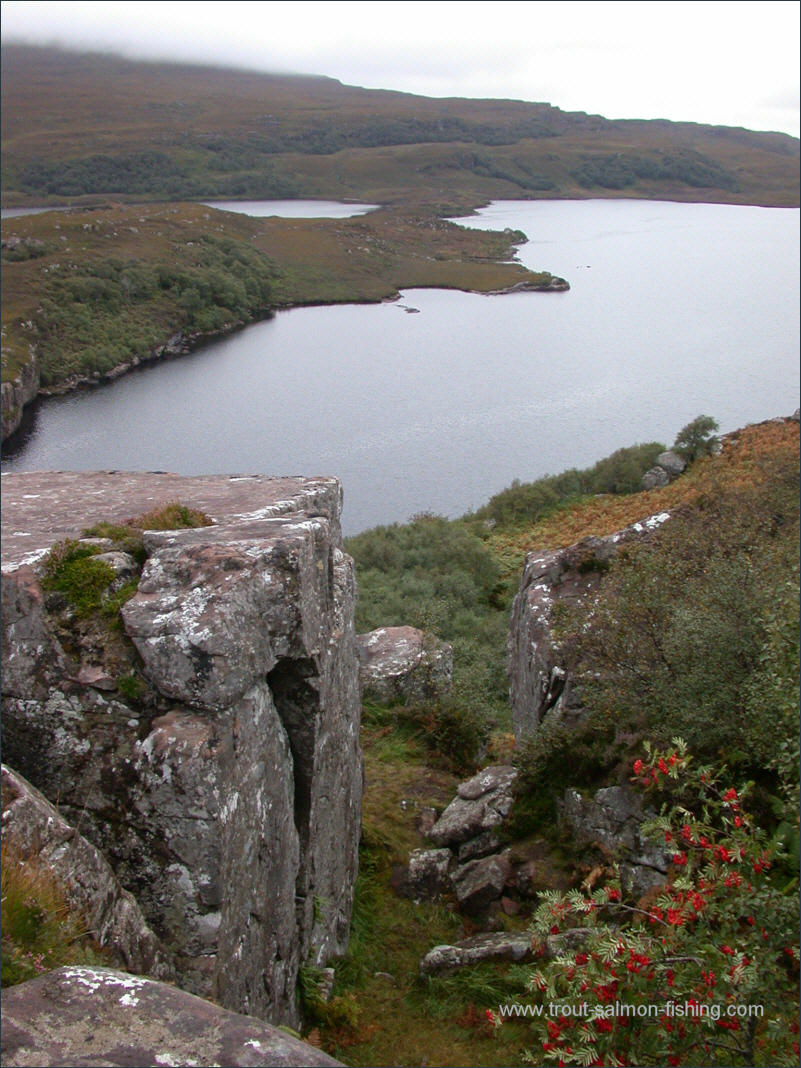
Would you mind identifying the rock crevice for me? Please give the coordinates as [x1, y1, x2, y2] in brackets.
[1, 472, 362, 1028]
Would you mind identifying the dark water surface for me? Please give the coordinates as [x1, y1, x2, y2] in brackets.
[4, 199, 798, 534]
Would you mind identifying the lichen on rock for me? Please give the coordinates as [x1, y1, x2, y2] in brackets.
[1, 472, 363, 1028]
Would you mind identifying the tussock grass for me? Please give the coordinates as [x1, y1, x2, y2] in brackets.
[126, 500, 213, 531]
[0, 846, 106, 986]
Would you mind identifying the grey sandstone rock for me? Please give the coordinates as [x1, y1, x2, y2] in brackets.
[561, 785, 670, 898]
[1, 564, 69, 699]
[419, 931, 534, 975]
[428, 765, 517, 847]
[1, 472, 362, 1029]
[0, 966, 342, 1067]
[356, 625, 452, 703]
[457, 764, 517, 801]
[543, 928, 593, 959]
[406, 848, 453, 901]
[655, 450, 687, 478]
[641, 449, 687, 490]
[450, 851, 513, 914]
[641, 465, 670, 490]
[457, 830, 501, 863]
[1, 765, 172, 980]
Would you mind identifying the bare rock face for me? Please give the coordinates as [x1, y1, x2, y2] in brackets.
[0, 966, 343, 1067]
[356, 625, 452, 703]
[507, 513, 671, 740]
[1, 472, 362, 1028]
[561, 785, 670, 898]
[1, 350, 40, 442]
[1, 766, 172, 981]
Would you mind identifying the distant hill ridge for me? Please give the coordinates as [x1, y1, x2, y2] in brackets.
[2, 43, 798, 207]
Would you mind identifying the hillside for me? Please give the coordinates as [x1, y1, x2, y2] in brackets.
[2, 44, 798, 438]
[2, 44, 798, 209]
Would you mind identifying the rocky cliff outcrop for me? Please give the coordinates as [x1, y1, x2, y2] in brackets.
[1, 472, 363, 1029]
[1, 350, 39, 441]
[1, 765, 172, 980]
[507, 512, 671, 740]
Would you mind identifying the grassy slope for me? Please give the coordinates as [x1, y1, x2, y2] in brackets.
[486, 418, 801, 574]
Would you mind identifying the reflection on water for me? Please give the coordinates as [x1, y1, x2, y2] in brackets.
[201, 200, 377, 218]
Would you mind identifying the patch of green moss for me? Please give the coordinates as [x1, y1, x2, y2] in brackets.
[82, 522, 146, 564]
[41, 540, 116, 618]
[116, 673, 144, 701]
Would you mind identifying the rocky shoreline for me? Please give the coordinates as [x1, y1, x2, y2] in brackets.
[1, 313, 274, 444]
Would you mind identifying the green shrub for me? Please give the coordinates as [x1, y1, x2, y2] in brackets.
[117, 672, 146, 702]
[553, 468, 799, 779]
[672, 413, 719, 462]
[586, 441, 665, 494]
[127, 501, 213, 530]
[474, 441, 667, 529]
[348, 514, 510, 723]
[81, 522, 146, 564]
[510, 713, 624, 834]
[33, 238, 274, 390]
[396, 697, 487, 775]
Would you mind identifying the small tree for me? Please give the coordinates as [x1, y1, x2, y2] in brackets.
[673, 415, 719, 463]
[522, 741, 800, 1067]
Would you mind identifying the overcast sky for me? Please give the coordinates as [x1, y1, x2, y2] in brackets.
[2, 0, 799, 136]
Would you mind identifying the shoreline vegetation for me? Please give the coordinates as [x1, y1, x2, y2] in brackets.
[0, 200, 566, 440]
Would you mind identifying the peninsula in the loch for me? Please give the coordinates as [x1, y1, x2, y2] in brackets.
[2, 44, 798, 438]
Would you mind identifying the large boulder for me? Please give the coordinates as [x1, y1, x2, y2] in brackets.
[0, 966, 342, 1067]
[405, 848, 454, 902]
[1, 472, 362, 1028]
[641, 449, 686, 490]
[356, 626, 452, 703]
[1, 766, 171, 980]
[427, 765, 517, 847]
[450, 852, 513, 914]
